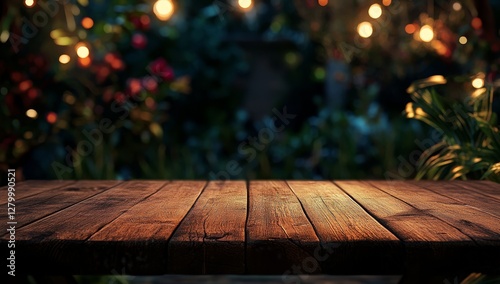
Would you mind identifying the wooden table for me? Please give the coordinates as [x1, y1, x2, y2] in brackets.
[1, 180, 499, 279]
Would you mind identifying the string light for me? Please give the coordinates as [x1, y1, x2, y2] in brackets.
[26, 109, 38, 118]
[459, 36, 467, 45]
[368, 4, 382, 19]
[419, 25, 434, 42]
[357, 22, 373, 38]
[59, 54, 70, 64]
[25, 0, 35, 7]
[153, 0, 174, 21]
[76, 43, 90, 58]
[238, 0, 252, 9]
[318, 0, 328, 7]
[472, 78, 484, 89]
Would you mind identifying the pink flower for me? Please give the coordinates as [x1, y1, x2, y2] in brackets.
[148, 58, 175, 81]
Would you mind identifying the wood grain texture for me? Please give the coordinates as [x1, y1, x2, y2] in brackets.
[335, 181, 480, 274]
[1, 180, 500, 275]
[368, 180, 500, 273]
[246, 181, 319, 274]
[11, 180, 167, 275]
[87, 181, 207, 274]
[287, 181, 402, 274]
[0, 180, 75, 205]
[168, 181, 247, 274]
[409, 180, 500, 218]
[0, 180, 120, 232]
[453, 180, 500, 201]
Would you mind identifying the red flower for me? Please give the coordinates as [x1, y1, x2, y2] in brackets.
[148, 58, 175, 81]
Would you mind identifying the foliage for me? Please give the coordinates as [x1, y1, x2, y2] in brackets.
[405, 75, 500, 181]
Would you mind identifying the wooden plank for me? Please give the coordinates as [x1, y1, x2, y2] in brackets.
[287, 181, 402, 274]
[88, 181, 206, 274]
[9, 180, 168, 275]
[0, 180, 76, 205]
[454, 181, 500, 202]
[334, 181, 480, 274]
[367, 180, 500, 274]
[246, 181, 319, 274]
[0, 180, 121, 231]
[167, 181, 246, 274]
[409, 181, 500, 218]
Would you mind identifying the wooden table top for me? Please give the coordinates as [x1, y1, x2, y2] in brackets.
[1, 180, 500, 276]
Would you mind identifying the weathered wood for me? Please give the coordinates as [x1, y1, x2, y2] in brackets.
[0, 180, 75, 205]
[87, 181, 207, 274]
[287, 181, 402, 274]
[0, 180, 120, 231]
[410, 180, 500, 218]
[168, 181, 247, 274]
[368, 180, 500, 273]
[335, 181, 480, 275]
[11, 180, 168, 275]
[246, 181, 319, 274]
[454, 180, 500, 202]
[1, 180, 499, 276]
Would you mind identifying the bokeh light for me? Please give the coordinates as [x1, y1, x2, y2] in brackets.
[81, 17, 94, 29]
[382, 0, 391, 6]
[472, 78, 484, 89]
[59, 54, 70, 64]
[405, 24, 416, 34]
[46, 112, 57, 124]
[459, 36, 467, 45]
[76, 43, 90, 58]
[452, 2, 462, 11]
[357, 22, 373, 38]
[368, 4, 382, 19]
[238, 0, 252, 9]
[471, 17, 482, 30]
[25, 0, 34, 7]
[419, 25, 434, 42]
[318, 0, 328, 7]
[26, 109, 38, 118]
[153, 0, 174, 21]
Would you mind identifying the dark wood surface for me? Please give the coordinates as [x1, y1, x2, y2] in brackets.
[1, 180, 499, 275]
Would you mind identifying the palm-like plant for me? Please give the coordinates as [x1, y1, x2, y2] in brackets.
[405, 75, 500, 182]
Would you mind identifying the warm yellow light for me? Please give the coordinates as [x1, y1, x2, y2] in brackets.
[318, 0, 328, 7]
[26, 109, 38, 118]
[76, 44, 90, 58]
[472, 78, 484, 89]
[459, 36, 467, 44]
[382, 0, 392, 6]
[419, 25, 434, 42]
[238, 0, 252, 9]
[357, 22, 373, 38]
[55, 36, 76, 46]
[452, 2, 462, 11]
[59, 54, 70, 64]
[0, 30, 9, 43]
[25, 0, 35, 7]
[368, 4, 382, 19]
[153, 0, 174, 21]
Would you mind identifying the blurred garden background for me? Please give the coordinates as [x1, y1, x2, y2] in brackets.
[1, 0, 499, 182]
